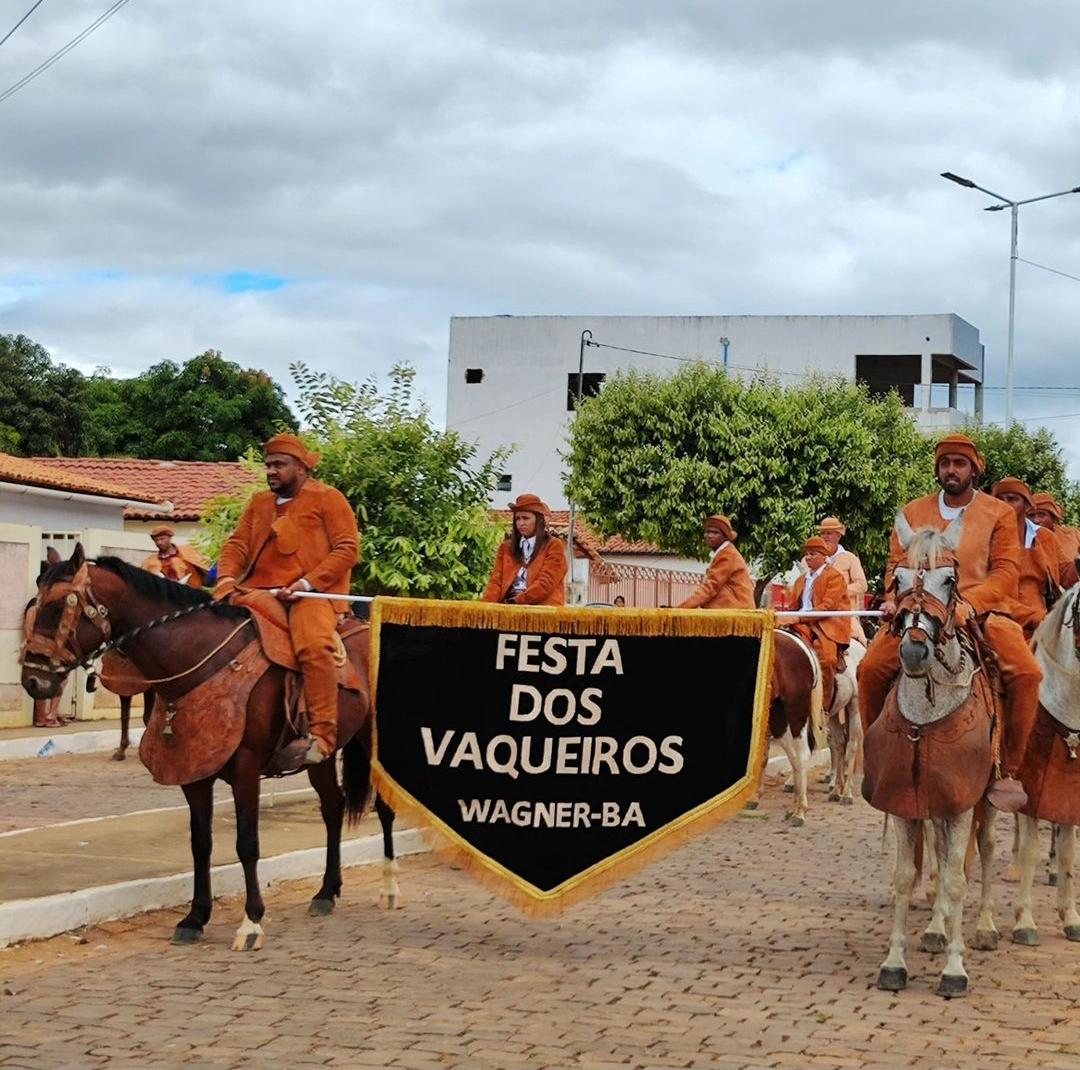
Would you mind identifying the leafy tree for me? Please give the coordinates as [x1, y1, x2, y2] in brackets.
[82, 351, 297, 460]
[193, 450, 266, 562]
[199, 363, 509, 599]
[564, 364, 932, 582]
[0, 334, 88, 455]
[957, 423, 1070, 501]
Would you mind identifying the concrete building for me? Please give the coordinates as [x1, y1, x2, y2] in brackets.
[447, 314, 985, 509]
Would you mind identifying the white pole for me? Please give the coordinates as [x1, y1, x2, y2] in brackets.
[269, 590, 373, 603]
[1006, 202, 1018, 427]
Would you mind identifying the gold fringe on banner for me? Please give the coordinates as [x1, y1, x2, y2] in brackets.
[369, 599, 776, 917]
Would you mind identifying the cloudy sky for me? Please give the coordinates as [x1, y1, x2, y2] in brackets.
[1, 1, 1079, 462]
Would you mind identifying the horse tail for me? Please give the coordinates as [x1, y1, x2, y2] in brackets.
[341, 734, 372, 827]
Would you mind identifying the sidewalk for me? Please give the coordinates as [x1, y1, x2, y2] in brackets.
[0, 717, 139, 761]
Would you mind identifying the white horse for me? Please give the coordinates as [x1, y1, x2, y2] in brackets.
[825, 637, 865, 804]
[865, 517, 998, 998]
[1012, 587, 1080, 945]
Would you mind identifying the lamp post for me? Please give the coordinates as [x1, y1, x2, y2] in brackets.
[567, 329, 593, 593]
[940, 171, 1080, 427]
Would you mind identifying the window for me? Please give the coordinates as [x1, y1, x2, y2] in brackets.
[496, 474, 513, 492]
[567, 372, 606, 410]
[465, 368, 484, 384]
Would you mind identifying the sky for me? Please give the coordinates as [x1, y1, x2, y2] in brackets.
[1, 0, 1078, 465]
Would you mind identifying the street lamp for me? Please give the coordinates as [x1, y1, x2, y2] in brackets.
[941, 171, 1080, 426]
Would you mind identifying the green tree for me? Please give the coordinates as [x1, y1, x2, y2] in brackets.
[957, 422, 1070, 501]
[0, 334, 88, 455]
[565, 365, 933, 582]
[199, 363, 508, 599]
[82, 351, 298, 460]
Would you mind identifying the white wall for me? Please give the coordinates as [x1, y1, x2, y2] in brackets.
[0, 489, 125, 532]
[447, 314, 983, 509]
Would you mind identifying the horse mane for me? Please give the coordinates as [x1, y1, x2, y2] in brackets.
[905, 528, 954, 570]
[40, 556, 246, 618]
[1033, 583, 1075, 649]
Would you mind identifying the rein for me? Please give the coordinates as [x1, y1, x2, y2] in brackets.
[22, 562, 252, 688]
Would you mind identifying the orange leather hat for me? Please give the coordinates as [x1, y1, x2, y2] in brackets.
[262, 433, 320, 469]
[992, 477, 1035, 511]
[934, 433, 985, 474]
[704, 514, 737, 542]
[1032, 492, 1064, 521]
[508, 493, 551, 518]
[804, 537, 830, 556]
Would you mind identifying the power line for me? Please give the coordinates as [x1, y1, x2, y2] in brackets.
[1018, 257, 1080, 285]
[447, 384, 565, 428]
[586, 339, 814, 380]
[0, 0, 46, 50]
[0, 0, 133, 107]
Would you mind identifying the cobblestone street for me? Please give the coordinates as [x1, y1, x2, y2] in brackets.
[2, 772, 1079, 1069]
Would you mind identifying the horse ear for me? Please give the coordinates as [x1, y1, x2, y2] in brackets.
[70, 543, 86, 569]
[942, 513, 965, 552]
[894, 511, 916, 551]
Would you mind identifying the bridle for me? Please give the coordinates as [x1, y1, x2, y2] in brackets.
[891, 559, 963, 673]
[21, 562, 237, 682]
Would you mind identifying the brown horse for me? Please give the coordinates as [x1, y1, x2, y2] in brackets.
[21, 544, 397, 951]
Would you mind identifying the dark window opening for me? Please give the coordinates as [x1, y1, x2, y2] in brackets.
[465, 368, 484, 384]
[567, 372, 606, 410]
[496, 473, 512, 492]
[855, 355, 920, 407]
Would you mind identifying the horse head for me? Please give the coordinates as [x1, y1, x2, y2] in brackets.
[891, 514, 963, 680]
[20, 543, 114, 699]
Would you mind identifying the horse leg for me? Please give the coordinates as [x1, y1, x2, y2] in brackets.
[936, 810, 973, 997]
[841, 702, 860, 805]
[825, 715, 842, 801]
[173, 778, 215, 944]
[1056, 824, 1080, 941]
[1002, 813, 1021, 883]
[229, 749, 265, 951]
[375, 793, 402, 909]
[111, 695, 131, 761]
[1048, 822, 1059, 886]
[779, 726, 809, 826]
[973, 805, 999, 950]
[307, 758, 344, 916]
[1012, 813, 1041, 945]
[878, 816, 917, 991]
[921, 819, 950, 953]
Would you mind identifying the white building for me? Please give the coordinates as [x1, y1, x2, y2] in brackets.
[447, 314, 985, 510]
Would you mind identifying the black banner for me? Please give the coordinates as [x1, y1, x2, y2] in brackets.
[371, 599, 773, 913]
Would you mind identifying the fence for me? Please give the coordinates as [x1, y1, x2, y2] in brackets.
[587, 562, 706, 608]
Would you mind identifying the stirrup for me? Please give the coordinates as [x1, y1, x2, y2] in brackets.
[303, 738, 330, 766]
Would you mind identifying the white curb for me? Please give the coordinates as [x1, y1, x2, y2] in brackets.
[0, 726, 143, 761]
[0, 827, 427, 948]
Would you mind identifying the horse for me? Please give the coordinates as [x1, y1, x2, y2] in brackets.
[20, 544, 399, 951]
[745, 629, 824, 826]
[862, 517, 998, 998]
[825, 637, 866, 804]
[1012, 584, 1080, 944]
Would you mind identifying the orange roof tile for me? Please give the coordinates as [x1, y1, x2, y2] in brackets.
[598, 536, 663, 554]
[0, 452, 166, 504]
[31, 458, 254, 521]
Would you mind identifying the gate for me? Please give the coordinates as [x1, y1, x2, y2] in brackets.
[588, 562, 707, 608]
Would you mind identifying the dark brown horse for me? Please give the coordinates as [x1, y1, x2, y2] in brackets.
[21, 544, 397, 951]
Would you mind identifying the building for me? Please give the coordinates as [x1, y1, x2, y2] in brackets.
[447, 314, 986, 510]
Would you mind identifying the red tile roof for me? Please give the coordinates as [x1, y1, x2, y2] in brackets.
[0, 452, 167, 505]
[31, 458, 255, 521]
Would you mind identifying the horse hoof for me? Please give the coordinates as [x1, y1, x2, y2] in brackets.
[841, 796, 853, 806]
[1012, 927, 1040, 946]
[920, 931, 948, 954]
[877, 966, 907, 991]
[231, 932, 263, 952]
[110, 748, 126, 762]
[1047, 872, 1058, 887]
[1002, 863, 1021, 883]
[789, 814, 805, 828]
[379, 894, 403, 910]
[936, 973, 968, 999]
[973, 929, 999, 951]
[308, 898, 335, 917]
[744, 799, 759, 811]
[1064, 925, 1080, 943]
[171, 926, 202, 945]
[828, 791, 840, 802]
[783, 783, 795, 794]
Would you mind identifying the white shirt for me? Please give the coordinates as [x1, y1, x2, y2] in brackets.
[938, 489, 976, 521]
[712, 540, 731, 559]
[827, 542, 845, 564]
[510, 537, 536, 594]
[1024, 518, 1040, 550]
[801, 564, 825, 610]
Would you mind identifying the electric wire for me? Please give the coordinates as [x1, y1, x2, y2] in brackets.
[0, 0, 133, 107]
[1017, 257, 1080, 285]
[0, 0, 46, 50]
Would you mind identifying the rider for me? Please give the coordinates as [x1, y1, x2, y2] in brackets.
[991, 477, 1060, 638]
[214, 434, 359, 766]
[481, 494, 567, 605]
[786, 536, 851, 708]
[678, 514, 755, 610]
[141, 526, 211, 588]
[858, 433, 1041, 806]
[815, 516, 869, 644]
[1029, 492, 1080, 587]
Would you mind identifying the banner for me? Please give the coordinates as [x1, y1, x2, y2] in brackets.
[370, 599, 774, 915]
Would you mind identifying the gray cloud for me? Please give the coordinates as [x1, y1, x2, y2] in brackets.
[0, 0, 1078, 466]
